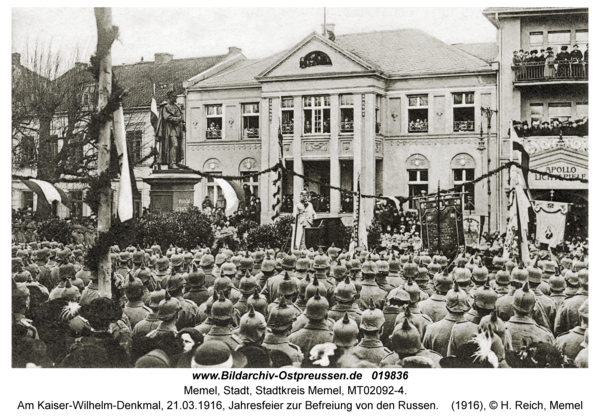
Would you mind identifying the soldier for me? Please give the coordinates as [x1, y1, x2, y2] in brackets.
[415, 266, 433, 297]
[574, 329, 588, 368]
[247, 289, 269, 318]
[49, 265, 78, 301]
[268, 275, 303, 319]
[395, 280, 432, 339]
[358, 256, 387, 310]
[328, 278, 362, 324]
[492, 264, 511, 296]
[555, 299, 588, 361]
[289, 289, 334, 356]
[375, 259, 394, 293]
[291, 276, 333, 334]
[80, 271, 100, 307]
[153, 254, 171, 290]
[418, 270, 452, 323]
[252, 250, 265, 277]
[195, 291, 219, 334]
[333, 313, 360, 353]
[548, 268, 567, 308]
[505, 282, 554, 350]
[528, 264, 556, 331]
[209, 272, 242, 306]
[380, 318, 442, 368]
[263, 297, 303, 367]
[255, 255, 277, 291]
[183, 264, 210, 308]
[312, 251, 336, 304]
[235, 305, 267, 351]
[133, 290, 164, 338]
[204, 292, 242, 350]
[563, 270, 580, 298]
[496, 263, 527, 322]
[12, 280, 38, 339]
[555, 267, 588, 336]
[447, 281, 498, 357]
[261, 254, 297, 303]
[423, 281, 470, 356]
[386, 254, 403, 288]
[33, 248, 53, 291]
[351, 299, 392, 365]
[199, 254, 217, 288]
[123, 274, 152, 329]
[234, 270, 259, 319]
[327, 264, 349, 306]
[381, 287, 411, 349]
[166, 274, 200, 330]
[147, 291, 181, 338]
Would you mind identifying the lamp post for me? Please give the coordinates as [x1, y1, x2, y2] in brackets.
[481, 107, 497, 235]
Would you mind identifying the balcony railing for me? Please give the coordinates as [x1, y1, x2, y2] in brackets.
[206, 129, 222, 139]
[408, 121, 428, 132]
[454, 121, 475, 132]
[281, 122, 294, 134]
[513, 61, 588, 83]
[341, 120, 354, 132]
[244, 128, 259, 139]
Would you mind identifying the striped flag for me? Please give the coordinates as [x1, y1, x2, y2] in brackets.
[21, 178, 71, 207]
[114, 105, 133, 222]
[510, 127, 531, 198]
[150, 97, 160, 133]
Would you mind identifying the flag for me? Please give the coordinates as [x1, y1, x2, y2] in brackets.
[21, 178, 71, 207]
[114, 105, 133, 222]
[533, 201, 569, 248]
[510, 127, 531, 196]
[150, 97, 163, 161]
[503, 164, 530, 262]
[214, 178, 243, 217]
[382, 196, 401, 212]
[150, 97, 160, 133]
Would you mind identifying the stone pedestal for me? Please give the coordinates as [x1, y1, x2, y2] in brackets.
[143, 170, 202, 214]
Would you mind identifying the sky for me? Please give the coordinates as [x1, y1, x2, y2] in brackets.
[12, 7, 497, 69]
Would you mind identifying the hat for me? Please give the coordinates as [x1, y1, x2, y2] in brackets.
[305, 289, 329, 320]
[390, 318, 421, 355]
[512, 282, 536, 314]
[446, 281, 470, 313]
[267, 297, 297, 331]
[238, 305, 267, 343]
[578, 299, 589, 318]
[135, 349, 171, 368]
[211, 292, 234, 320]
[148, 290, 166, 310]
[166, 273, 185, 291]
[360, 298, 385, 331]
[191, 342, 247, 368]
[561, 45, 569, 50]
[387, 287, 411, 304]
[333, 313, 359, 347]
[335, 278, 356, 302]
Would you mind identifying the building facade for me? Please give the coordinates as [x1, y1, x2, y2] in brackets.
[185, 27, 500, 232]
[484, 7, 588, 239]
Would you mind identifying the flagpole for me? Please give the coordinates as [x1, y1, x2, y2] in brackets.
[323, 8, 326, 36]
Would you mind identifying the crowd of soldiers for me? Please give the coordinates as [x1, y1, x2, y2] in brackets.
[12, 236, 588, 369]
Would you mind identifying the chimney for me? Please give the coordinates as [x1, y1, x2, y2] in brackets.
[12, 52, 21, 66]
[228, 46, 242, 55]
[321, 23, 335, 40]
[154, 53, 174, 64]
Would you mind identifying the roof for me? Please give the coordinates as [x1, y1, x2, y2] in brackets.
[114, 54, 228, 107]
[483, 7, 587, 14]
[453, 43, 499, 63]
[335, 28, 491, 76]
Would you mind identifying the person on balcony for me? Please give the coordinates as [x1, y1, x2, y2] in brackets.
[540, 121, 552, 136]
[571, 45, 584, 78]
[550, 120, 561, 136]
[557, 46, 570, 77]
[584, 44, 588, 77]
[521, 121, 531, 137]
[544, 51, 555, 79]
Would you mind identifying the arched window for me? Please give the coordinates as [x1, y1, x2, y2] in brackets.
[203, 159, 225, 209]
[239, 158, 259, 204]
[300, 51, 332, 68]
[451, 154, 476, 212]
[406, 154, 429, 209]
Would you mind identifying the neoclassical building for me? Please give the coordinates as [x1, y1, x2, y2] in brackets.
[185, 26, 500, 230]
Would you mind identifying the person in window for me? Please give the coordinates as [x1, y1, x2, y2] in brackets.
[202, 195, 212, 210]
[304, 120, 311, 134]
[521, 121, 530, 137]
[557, 46, 570, 77]
[323, 119, 330, 134]
[512, 51, 521, 66]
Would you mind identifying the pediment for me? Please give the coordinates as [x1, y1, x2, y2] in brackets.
[258, 33, 375, 79]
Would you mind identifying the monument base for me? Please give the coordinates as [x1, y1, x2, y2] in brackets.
[143, 170, 202, 214]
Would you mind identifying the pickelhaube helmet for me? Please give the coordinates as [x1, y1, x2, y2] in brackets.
[305, 288, 329, 320]
[58, 278, 81, 301]
[549, 268, 566, 292]
[474, 280, 498, 311]
[282, 254, 298, 270]
[512, 282, 536, 314]
[166, 272, 185, 291]
[277, 271, 298, 296]
[305, 275, 327, 301]
[313, 252, 329, 270]
[388, 254, 401, 273]
[560, 257, 573, 270]
[214, 275, 233, 292]
[156, 255, 170, 271]
[505, 259, 517, 274]
[434, 270, 453, 291]
[261, 255, 277, 273]
[564, 270, 579, 287]
[415, 266, 429, 282]
[247, 289, 268, 316]
[387, 286, 411, 304]
[360, 298, 385, 331]
[183, 251, 194, 264]
[361, 255, 378, 275]
[193, 251, 204, 264]
[420, 255, 432, 266]
[254, 250, 265, 263]
[221, 261, 236, 276]
[333, 313, 359, 347]
[231, 254, 242, 268]
[335, 277, 356, 302]
[495, 264, 510, 286]
[577, 267, 589, 286]
[187, 264, 206, 286]
[390, 317, 421, 355]
[211, 291, 234, 320]
[403, 279, 421, 304]
[59, 264, 75, 280]
[492, 255, 505, 269]
[453, 262, 472, 285]
[214, 253, 226, 266]
[267, 296, 297, 331]
[479, 310, 506, 338]
[124, 273, 144, 299]
[511, 261, 529, 284]
[527, 265, 542, 285]
[376, 259, 390, 275]
[238, 304, 267, 343]
[132, 246, 145, 264]
[403, 256, 419, 278]
[572, 259, 587, 273]
[436, 255, 448, 268]
[157, 290, 181, 320]
[327, 244, 341, 259]
[239, 270, 257, 294]
[472, 260, 489, 283]
[332, 264, 348, 280]
[446, 281, 470, 313]
[148, 290, 166, 310]
[349, 257, 362, 272]
[295, 255, 310, 272]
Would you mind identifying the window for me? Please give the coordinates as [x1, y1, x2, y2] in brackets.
[80, 85, 96, 109]
[576, 30, 588, 46]
[241, 171, 259, 201]
[69, 191, 84, 220]
[548, 30, 571, 50]
[408, 95, 428, 132]
[303, 160, 331, 213]
[453, 169, 475, 212]
[206, 105, 222, 139]
[242, 103, 259, 139]
[281, 97, 294, 134]
[303, 96, 330, 134]
[375, 95, 382, 134]
[22, 191, 34, 210]
[549, 103, 571, 122]
[206, 173, 225, 209]
[21, 135, 36, 164]
[300, 51, 332, 68]
[126, 130, 142, 162]
[530, 103, 544, 125]
[340, 94, 354, 133]
[408, 169, 428, 209]
[576, 102, 588, 118]
[453, 92, 475, 132]
[530, 31, 544, 49]
[42, 135, 59, 161]
[281, 159, 294, 213]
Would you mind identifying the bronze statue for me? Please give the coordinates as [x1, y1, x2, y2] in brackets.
[157, 89, 186, 169]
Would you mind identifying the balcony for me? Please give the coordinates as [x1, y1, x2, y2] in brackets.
[281, 122, 294, 134]
[408, 121, 428, 133]
[523, 136, 588, 156]
[206, 129, 222, 140]
[513, 61, 588, 86]
[454, 121, 475, 132]
[243, 128, 259, 139]
[340, 120, 354, 133]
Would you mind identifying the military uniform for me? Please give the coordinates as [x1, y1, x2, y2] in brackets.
[268, 299, 303, 318]
[550, 293, 567, 309]
[351, 338, 392, 366]
[381, 306, 404, 349]
[263, 332, 304, 367]
[394, 306, 432, 339]
[506, 315, 554, 349]
[328, 303, 363, 324]
[195, 318, 215, 335]
[418, 294, 448, 323]
[386, 273, 403, 289]
[422, 312, 465, 356]
[379, 348, 442, 368]
[291, 314, 335, 334]
[555, 326, 586, 360]
[204, 325, 242, 351]
[132, 313, 161, 338]
[358, 279, 387, 310]
[184, 285, 211, 308]
[289, 320, 334, 356]
[123, 301, 152, 329]
[80, 283, 100, 307]
[174, 295, 200, 330]
[261, 271, 298, 303]
[533, 288, 557, 330]
[555, 292, 588, 336]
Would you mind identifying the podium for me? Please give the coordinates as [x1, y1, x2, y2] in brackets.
[143, 170, 202, 214]
[304, 216, 348, 250]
